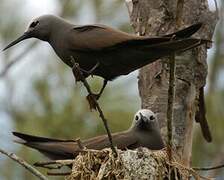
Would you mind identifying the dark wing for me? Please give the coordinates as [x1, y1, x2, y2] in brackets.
[83, 131, 139, 150]
[68, 23, 203, 52]
[68, 24, 137, 51]
[13, 131, 139, 160]
[13, 132, 81, 160]
[13, 132, 69, 142]
[163, 23, 202, 38]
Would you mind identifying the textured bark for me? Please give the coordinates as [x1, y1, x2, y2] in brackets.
[126, 0, 217, 166]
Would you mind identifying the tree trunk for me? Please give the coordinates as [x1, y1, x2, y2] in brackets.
[126, 0, 217, 166]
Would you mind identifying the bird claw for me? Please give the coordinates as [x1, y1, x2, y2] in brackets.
[72, 66, 82, 82]
[72, 62, 99, 82]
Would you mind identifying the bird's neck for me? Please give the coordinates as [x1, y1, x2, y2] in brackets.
[48, 19, 73, 45]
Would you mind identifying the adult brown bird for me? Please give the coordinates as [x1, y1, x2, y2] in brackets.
[13, 109, 164, 160]
[3, 15, 207, 98]
[4, 15, 211, 142]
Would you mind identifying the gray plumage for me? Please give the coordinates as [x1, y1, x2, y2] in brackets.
[13, 109, 164, 160]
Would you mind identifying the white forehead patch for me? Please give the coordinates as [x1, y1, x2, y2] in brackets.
[25, 18, 37, 32]
[135, 109, 156, 120]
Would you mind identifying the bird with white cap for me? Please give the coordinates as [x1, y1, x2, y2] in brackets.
[13, 109, 164, 160]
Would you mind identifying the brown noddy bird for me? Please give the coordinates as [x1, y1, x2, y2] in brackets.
[13, 109, 164, 160]
[4, 15, 211, 142]
[4, 15, 207, 97]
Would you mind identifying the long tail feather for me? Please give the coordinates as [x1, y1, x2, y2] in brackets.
[164, 23, 203, 38]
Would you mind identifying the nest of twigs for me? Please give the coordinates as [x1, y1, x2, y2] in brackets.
[59, 148, 206, 180]
[34, 148, 209, 179]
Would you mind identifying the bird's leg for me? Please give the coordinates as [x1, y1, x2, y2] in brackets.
[79, 62, 100, 77]
[71, 57, 99, 81]
[94, 79, 108, 100]
[87, 79, 107, 103]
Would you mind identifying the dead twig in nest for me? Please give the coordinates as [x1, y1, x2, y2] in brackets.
[47, 172, 71, 176]
[34, 160, 74, 169]
[0, 148, 47, 180]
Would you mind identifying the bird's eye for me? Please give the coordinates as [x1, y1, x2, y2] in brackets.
[30, 21, 39, 28]
[135, 115, 139, 121]
[149, 115, 155, 121]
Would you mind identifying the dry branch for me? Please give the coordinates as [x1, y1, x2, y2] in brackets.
[34, 159, 74, 169]
[167, 52, 176, 161]
[70, 56, 117, 156]
[166, 0, 185, 162]
[0, 148, 47, 180]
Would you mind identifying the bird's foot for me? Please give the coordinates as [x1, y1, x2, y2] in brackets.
[86, 80, 107, 110]
[70, 56, 82, 82]
[72, 62, 100, 82]
[81, 62, 100, 77]
[72, 64, 83, 82]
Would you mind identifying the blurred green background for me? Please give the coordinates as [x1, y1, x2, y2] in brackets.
[0, 0, 223, 179]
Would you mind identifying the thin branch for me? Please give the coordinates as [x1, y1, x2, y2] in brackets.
[213, 0, 219, 19]
[166, 52, 176, 161]
[0, 148, 47, 180]
[34, 159, 74, 169]
[176, 0, 185, 27]
[47, 172, 71, 176]
[76, 138, 85, 150]
[71, 56, 117, 157]
[35, 164, 63, 170]
[193, 164, 224, 171]
[166, 0, 184, 162]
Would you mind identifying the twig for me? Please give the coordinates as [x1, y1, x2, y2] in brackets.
[213, 0, 219, 19]
[170, 161, 212, 180]
[76, 138, 85, 149]
[47, 172, 71, 176]
[0, 41, 38, 78]
[70, 56, 117, 156]
[0, 148, 47, 180]
[34, 159, 74, 169]
[34, 164, 63, 170]
[176, 0, 185, 27]
[166, 0, 184, 162]
[166, 52, 176, 161]
[193, 163, 224, 171]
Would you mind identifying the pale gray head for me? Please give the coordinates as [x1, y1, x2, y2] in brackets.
[131, 109, 159, 131]
[3, 14, 62, 51]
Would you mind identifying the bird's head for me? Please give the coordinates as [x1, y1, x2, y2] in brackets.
[132, 109, 159, 131]
[3, 14, 58, 51]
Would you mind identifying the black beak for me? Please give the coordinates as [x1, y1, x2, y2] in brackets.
[138, 112, 148, 130]
[3, 33, 30, 51]
[139, 112, 147, 122]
